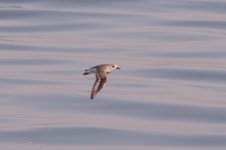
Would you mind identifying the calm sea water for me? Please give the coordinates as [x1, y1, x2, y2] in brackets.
[1, 0, 226, 150]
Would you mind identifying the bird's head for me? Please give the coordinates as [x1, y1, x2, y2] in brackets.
[112, 64, 120, 70]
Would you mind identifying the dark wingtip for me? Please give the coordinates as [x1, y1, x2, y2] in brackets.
[83, 72, 88, 75]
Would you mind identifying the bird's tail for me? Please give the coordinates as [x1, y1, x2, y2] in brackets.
[83, 68, 95, 75]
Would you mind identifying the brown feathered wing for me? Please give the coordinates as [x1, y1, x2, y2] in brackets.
[90, 72, 107, 99]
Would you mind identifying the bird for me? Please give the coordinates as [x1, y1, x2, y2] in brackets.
[83, 64, 120, 99]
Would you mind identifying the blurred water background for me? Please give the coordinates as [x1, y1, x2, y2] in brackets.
[1, 0, 226, 149]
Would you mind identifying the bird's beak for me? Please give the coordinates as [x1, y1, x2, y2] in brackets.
[116, 67, 120, 69]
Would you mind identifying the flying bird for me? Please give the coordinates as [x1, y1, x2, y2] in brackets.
[83, 64, 120, 99]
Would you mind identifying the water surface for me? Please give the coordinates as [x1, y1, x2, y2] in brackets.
[1, 0, 226, 150]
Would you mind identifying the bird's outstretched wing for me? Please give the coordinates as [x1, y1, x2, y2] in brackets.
[90, 73, 107, 99]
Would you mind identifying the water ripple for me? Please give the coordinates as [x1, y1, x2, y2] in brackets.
[1, 0, 226, 149]
[1, 127, 226, 146]
[148, 68, 226, 83]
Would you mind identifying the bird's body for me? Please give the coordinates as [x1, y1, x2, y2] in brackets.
[83, 64, 120, 99]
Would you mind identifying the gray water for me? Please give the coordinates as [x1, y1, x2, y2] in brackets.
[1, 0, 226, 150]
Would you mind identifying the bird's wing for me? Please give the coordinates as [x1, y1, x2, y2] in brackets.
[96, 76, 107, 94]
[90, 72, 107, 99]
[91, 74, 99, 99]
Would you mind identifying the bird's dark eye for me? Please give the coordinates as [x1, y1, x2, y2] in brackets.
[112, 65, 115, 68]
